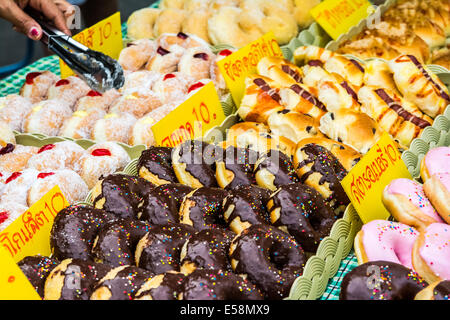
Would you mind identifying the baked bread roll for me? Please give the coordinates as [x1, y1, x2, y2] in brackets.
[323, 55, 365, 88]
[319, 109, 384, 154]
[388, 54, 450, 118]
[226, 122, 270, 146]
[362, 59, 400, 95]
[293, 45, 335, 66]
[257, 56, 303, 86]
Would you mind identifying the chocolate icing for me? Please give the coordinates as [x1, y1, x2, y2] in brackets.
[269, 183, 337, 252]
[181, 228, 235, 272]
[18, 255, 60, 298]
[296, 143, 350, 215]
[0, 143, 14, 155]
[349, 59, 365, 73]
[138, 183, 193, 225]
[218, 146, 258, 189]
[50, 204, 116, 261]
[137, 223, 195, 274]
[374, 88, 431, 129]
[177, 140, 218, 187]
[93, 174, 155, 219]
[54, 259, 112, 300]
[255, 150, 299, 188]
[182, 187, 229, 230]
[307, 60, 323, 67]
[340, 261, 428, 300]
[135, 272, 186, 300]
[253, 78, 282, 103]
[340, 81, 359, 103]
[223, 184, 271, 227]
[281, 65, 302, 83]
[230, 224, 306, 300]
[289, 84, 327, 111]
[92, 265, 153, 300]
[92, 218, 152, 267]
[433, 281, 450, 300]
[180, 269, 264, 300]
[137, 147, 178, 183]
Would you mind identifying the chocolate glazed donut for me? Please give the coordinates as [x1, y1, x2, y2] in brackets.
[18, 255, 60, 298]
[137, 183, 193, 225]
[135, 223, 196, 274]
[179, 187, 229, 231]
[50, 204, 116, 261]
[340, 261, 428, 300]
[267, 183, 337, 253]
[180, 228, 235, 274]
[90, 265, 154, 300]
[223, 184, 272, 234]
[255, 149, 299, 191]
[229, 224, 306, 299]
[92, 173, 155, 219]
[295, 143, 350, 215]
[215, 145, 258, 189]
[135, 272, 186, 300]
[91, 218, 152, 267]
[172, 140, 220, 188]
[137, 146, 178, 185]
[179, 269, 264, 300]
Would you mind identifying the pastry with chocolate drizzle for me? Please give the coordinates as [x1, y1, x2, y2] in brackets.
[18, 255, 60, 298]
[135, 271, 186, 300]
[415, 280, 450, 300]
[137, 146, 178, 186]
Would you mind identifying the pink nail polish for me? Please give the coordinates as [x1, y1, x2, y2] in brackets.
[29, 27, 40, 38]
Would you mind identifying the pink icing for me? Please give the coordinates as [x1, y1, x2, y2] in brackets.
[434, 172, 450, 191]
[419, 223, 450, 280]
[386, 178, 443, 223]
[362, 220, 418, 269]
[424, 147, 450, 177]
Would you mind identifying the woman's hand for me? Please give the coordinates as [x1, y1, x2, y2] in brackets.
[0, 0, 75, 40]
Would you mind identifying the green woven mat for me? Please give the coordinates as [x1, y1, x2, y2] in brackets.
[320, 252, 358, 300]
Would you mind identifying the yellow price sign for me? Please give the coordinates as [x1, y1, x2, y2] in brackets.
[60, 12, 123, 78]
[151, 82, 226, 148]
[341, 132, 412, 224]
[216, 32, 284, 107]
[310, 0, 374, 40]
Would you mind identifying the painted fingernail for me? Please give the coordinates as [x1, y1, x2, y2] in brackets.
[29, 27, 40, 38]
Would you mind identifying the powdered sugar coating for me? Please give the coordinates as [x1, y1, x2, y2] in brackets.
[74, 89, 121, 112]
[0, 169, 40, 206]
[59, 107, 106, 139]
[24, 99, 73, 136]
[19, 71, 59, 104]
[47, 76, 91, 109]
[0, 145, 38, 173]
[152, 72, 195, 104]
[0, 94, 33, 132]
[119, 39, 157, 72]
[92, 112, 138, 143]
[109, 91, 163, 118]
[178, 47, 215, 81]
[0, 202, 29, 232]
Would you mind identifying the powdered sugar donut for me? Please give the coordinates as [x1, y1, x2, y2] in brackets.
[26, 141, 86, 175]
[412, 223, 450, 283]
[0, 169, 39, 206]
[23, 99, 73, 136]
[79, 142, 131, 189]
[145, 45, 185, 74]
[118, 39, 156, 72]
[109, 91, 163, 118]
[354, 220, 419, 269]
[0, 94, 33, 132]
[152, 72, 194, 104]
[59, 107, 106, 139]
[0, 120, 15, 146]
[178, 47, 215, 81]
[0, 144, 38, 173]
[185, 79, 211, 98]
[27, 170, 89, 205]
[19, 71, 59, 103]
[420, 147, 450, 182]
[120, 70, 162, 95]
[74, 89, 120, 112]
[157, 32, 210, 51]
[0, 202, 29, 232]
[423, 173, 450, 224]
[382, 178, 444, 230]
[92, 112, 137, 144]
[47, 76, 91, 109]
[210, 48, 235, 96]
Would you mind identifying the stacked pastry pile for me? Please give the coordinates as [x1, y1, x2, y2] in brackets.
[340, 146, 450, 300]
[0, 32, 230, 147]
[237, 45, 450, 154]
[127, 0, 320, 48]
[337, 0, 450, 69]
[16, 136, 352, 300]
[0, 139, 130, 232]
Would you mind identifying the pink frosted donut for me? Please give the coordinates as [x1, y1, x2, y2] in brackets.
[19, 71, 59, 103]
[118, 39, 156, 72]
[23, 99, 73, 136]
[92, 112, 138, 144]
[412, 223, 450, 283]
[145, 45, 185, 74]
[0, 144, 38, 173]
[0, 94, 33, 132]
[109, 91, 163, 118]
[0, 202, 29, 232]
[178, 47, 215, 81]
[47, 76, 91, 109]
[382, 178, 444, 229]
[424, 173, 450, 224]
[79, 142, 131, 189]
[27, 169, 89, 205]
[0, 169, 39, 206]
[354, 220, 419, 269]
[420, 147, 450, 182]
[120, 70, 162, 95]
[74, 89, 121, 112]
[152, 72, 194, 104]
[26, 141, 87, 174]
[59, 107, 106, 139]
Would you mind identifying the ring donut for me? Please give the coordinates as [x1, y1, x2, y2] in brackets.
[126, 8, 161, 40]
